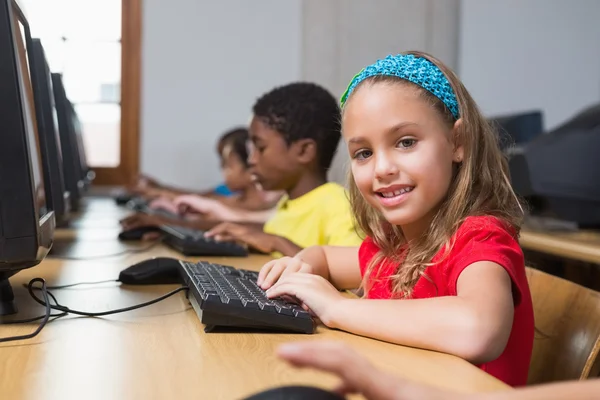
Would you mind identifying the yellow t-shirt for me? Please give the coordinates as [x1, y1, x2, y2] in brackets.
[264, 182, 363, 257]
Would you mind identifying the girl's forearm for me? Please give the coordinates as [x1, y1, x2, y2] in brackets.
[327, 297, 506, 364]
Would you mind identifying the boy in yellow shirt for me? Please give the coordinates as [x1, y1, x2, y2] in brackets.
[206, 82, 362, 256]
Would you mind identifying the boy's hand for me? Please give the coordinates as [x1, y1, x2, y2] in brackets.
[173, 195, 236, 220]
[205, 222, 276, 254]
[148, 197, 180, 215]
[257, 257, 314, 289]
[266, 273, 345, 327]
[120, 213, 164, 231]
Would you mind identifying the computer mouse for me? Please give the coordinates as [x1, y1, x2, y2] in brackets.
[114, 192, 134, 205]
[243, 385, 344, 400]
[118, 257, 183, 285]
[118, 226, 161, 241]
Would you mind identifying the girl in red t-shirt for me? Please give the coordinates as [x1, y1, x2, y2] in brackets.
[258, 51, 534, 386]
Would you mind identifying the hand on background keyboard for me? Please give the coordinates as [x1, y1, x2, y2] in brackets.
[258, 256, 314, 289]
[148, 197, 180, 215]
[173, 195, 237, 221]
[120, 213, 164, 230]
[205, 222, 276, 254]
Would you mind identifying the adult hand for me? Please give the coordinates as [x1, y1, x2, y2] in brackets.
[277, 341, 456, 400]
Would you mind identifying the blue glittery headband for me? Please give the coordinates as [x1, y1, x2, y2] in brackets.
[340, 54, 460, 119]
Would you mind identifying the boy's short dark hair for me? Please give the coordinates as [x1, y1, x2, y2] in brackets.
[252, 82, 341, 173]
[217, 127, 250, 167]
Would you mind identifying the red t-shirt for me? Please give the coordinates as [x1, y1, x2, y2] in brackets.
[358, 215, 534, 387]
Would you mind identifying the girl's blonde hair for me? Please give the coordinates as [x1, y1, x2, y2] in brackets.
[343, 50, 523, 297]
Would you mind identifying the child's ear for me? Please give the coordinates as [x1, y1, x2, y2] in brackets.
[292, 138, 317, 164]
[451, 118, 464, 163]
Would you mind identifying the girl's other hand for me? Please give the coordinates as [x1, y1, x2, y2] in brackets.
[257, 257, 314, 289]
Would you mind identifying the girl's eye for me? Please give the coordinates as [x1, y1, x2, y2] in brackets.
[353, 149, 372, 160]
[398, 138, 416, 149]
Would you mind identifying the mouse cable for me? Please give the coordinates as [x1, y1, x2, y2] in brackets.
[47, 279, 119, 290]
[2, 287, 67, 323]
[21, 279, 118, 290]
[1, 278, 189, 343]
[0, 278, 66, 343]
[46, 239, 162, 261]
[27, 279, 189, 317]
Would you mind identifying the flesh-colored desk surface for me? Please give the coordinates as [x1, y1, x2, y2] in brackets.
[0, 198, 510, 399]
[520, 227, 600, 264]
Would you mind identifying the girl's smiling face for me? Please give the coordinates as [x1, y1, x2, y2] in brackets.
[343, 82, 463, 240]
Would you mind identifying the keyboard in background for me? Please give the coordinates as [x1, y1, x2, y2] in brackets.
[125, 197, 185, 220]
[179, 260, 315, 334]
[161, 224, 248, 257]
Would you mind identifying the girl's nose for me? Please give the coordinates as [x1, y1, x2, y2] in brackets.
[374, 151, 399, 179]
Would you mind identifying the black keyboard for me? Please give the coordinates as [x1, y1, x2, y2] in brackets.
[128, 199, 183, 220]
[161, 225, 248, 257]
[179, 261, 315, 334]
[125, 196, 148, 210]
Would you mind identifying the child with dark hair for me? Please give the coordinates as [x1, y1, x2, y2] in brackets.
[206, 82, 362, 256]
[170, 127, 282, 219]
[120, 127, 281, 232]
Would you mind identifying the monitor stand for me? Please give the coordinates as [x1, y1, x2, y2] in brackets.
[0, 278, 17, 316]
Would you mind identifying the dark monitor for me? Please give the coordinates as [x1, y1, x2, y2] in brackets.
[29, 38, 71, 226]
[0, 0, 55, 315]
[52, 72, 83, 211]
[68, 100, 94, 189]
[509, 105, 600, 228]
[490, 110, 544, 150]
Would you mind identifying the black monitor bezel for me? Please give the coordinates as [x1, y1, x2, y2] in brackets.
[29, 37, 71, 226]
[52, 72, 83, 211]
[0, 0, 55, 274]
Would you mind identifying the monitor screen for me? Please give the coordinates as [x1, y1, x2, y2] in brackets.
[12, 4, 48, 219]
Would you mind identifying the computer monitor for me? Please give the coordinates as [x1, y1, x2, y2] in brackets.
[52, 72, 84, 211]
[29, 38, 71, 226]
[68, 100, 94, 189]
[0, 0, 55, 315]
[490, 110, 544, 151]
[509, 104, 600, 228]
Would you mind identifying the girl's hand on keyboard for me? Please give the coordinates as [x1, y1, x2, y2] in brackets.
[265, 273, 344, 327]
[258, 257, 314, 289]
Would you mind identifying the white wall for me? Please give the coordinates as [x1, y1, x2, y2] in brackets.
[302, 0, 460, 184]
[140, 0, 302, 190]
[140, 0, 460, 190]
[459, 0, 600, 130]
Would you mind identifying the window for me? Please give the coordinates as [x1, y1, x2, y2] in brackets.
[26, 0, 141, 185]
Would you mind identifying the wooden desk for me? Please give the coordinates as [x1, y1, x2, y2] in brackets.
[0, 198, 510, 399]
[520, 228, 600, 265]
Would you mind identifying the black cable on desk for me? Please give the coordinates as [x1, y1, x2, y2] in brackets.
[0, 278, 57, 343]
[0, 278, 189, 343]
[28, 284, 188, 317]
